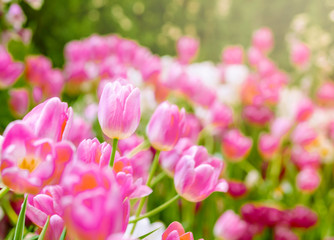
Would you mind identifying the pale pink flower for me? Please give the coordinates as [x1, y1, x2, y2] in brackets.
[295, 98, 314, 122]
[146, 101, 185, 151]
[252, 27, 273, 53]
[98, 80, 141, 139]
[174, 146, 228, 202]
[24, 0, 44, 10]
[6, 4, 26, 30]
[209, 102, 233, 129]
[317, 82, 334, 107]
[270, 118, 292, 139]
[222, 46, 244, 65]
[177, 36, 199, 65]
[67, 116, 94, 147]
[243, 104, 273, 126]
[291, 123, 317, 146]
[291, 42, 310, 68]
[296, 168, 321, 192]
[258, 133, 280, 159]
[181, 113, 202, 143]
[214, 210, 248, 240]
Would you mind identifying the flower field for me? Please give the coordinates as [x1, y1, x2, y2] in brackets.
[1, 1, 334, 240]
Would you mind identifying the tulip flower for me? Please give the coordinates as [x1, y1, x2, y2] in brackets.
[23, 97, 73, 142]
[177, 36, 199, 65]
[6, 4, 26, 30]
[209, 102, 233, 130]
[295, 98, 314, 122]
[67, 116, 94, 146]
[26, 185, 65, 240]
[0, 46, 24, 89]
[291, 123, 317, 146]
[60, 163, 129, 240]
[222, 46, 244, 65]
[159, 138, 193, 176]
[227, 180, 248, 198]
[270, 117, 292, 139]
[252, 27, 273, 53]
[214, 210, 249, 240]
[296, 168, 321, 192]
[98, 80, 141, 140]
[286, 206, 317, 229]
[274, 226, 298, 240]
[8, 88, 29, 117]
[317, 81, 334, 106]
[243, 104, 273, 126]
[162, 221, 197, 240]
[0, 121, 74, 194]
[222, 129, 252, 161]
[291, 42, 310, 68]
[258, 133, 280, 159]
[174, 146, 228, 202]
[146, 101, 185, 151]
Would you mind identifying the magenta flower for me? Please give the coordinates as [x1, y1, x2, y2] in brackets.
[242, 104, 273, 126]
[0, 121, 74, 194]
[227, 180, 248, 198]
[0, 46, 24, 89]
[222, 129, 252, 161]
[252, 27, 274, 53]
[8, 88, 29, 117]
[146, 101, 185, 151]
[286, 206, 317, 229]
[174, 146, 228, 202]
[60, 163, 129, 240]
[214, 210, 248, 240]
[23, 97, 73, 142]
[98, 80, 141, 139]
[177, 36, 199, 65]
[26, 185, 65, 240]
[222, 46, 244, 65]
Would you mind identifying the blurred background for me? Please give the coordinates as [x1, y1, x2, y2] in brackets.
[2, 0, 334, 71]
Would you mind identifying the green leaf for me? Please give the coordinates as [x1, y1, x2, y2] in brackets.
[13, 195, 28, 240]
[138, 227, 162, 239]
[59, 228, 67, 240]
[37, 216, 50, 240]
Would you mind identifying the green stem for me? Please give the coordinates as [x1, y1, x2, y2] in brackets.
[109, 138, 119, 167]
[129, 194, 180, 224]
[130, 150, 161, 234]
[150, 172, 167, 188]
[0, 187, 9, 199]
[2, 198, 18, 225]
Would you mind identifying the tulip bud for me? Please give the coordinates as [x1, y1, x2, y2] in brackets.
[227, 180, 248, 198]
[177, 36, 199, 65]
[222, 46, 244, 65]
[222, 129, 252, 162]
[286, 206, 317, 229]
[8, 88, 29, 117]
[146, 101, 185, 151]
[6, 4, 26, 30]
[291, 42, 310, 68]
[252, 27, 273, 53]
[98, 80, 141, 140]
[163, 221, 195, 240]
[214, 210, 248, 240]
[258, 133, 280, 159]
[296, 168, 320, 192]
[295, 98, 314, 122]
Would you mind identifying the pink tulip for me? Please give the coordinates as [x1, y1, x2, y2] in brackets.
[274, 226, 298, 240]
[25, 55, 52, 85]
[113, 157, 152, 199]
[209, 102, 233, 129]
[0, 46, 24, 89]
[77, 138, 116, 168]
[222, 129, 252, 161]
[291, 42, 310, 68]
[98, 80, 141, 139]
[252, 27, 273, 53]
[296, 168, 321, 192]
[26, 185, 65, 240]
[227, 180, 248, 198]
[6, 4, 26, 30]
[118, 135, 153, 181]
[162, 222, 194, 240]
[60, 163, 129, 240]
[270, 118, 292, 139]
[0, 121, 74, 194]
[317, 81, 334, 107]
[8, 88, 29, 117]
[242, 104, 273, 126]
[286, 206, 317, 229]
[257, 58, 276, 78]
[181, 114, 202, 143]
[174, 146, 228, 202]
[248, 47, 264, 67]
[222, 46, 244, 65]
[67, 116, 94, 146]
[146, 101, 185, 151]
[291, 147, 320, 170]
[295, 98, 314, 122]
[214, 210, 248, 240]
[23, 97, 73, 142]
[258, 134, 280, 159]
[291, 123, 317, 146]
[177, 36, 199, 65]
[241, 204, 284, 227]
[159, 138, 193, 176]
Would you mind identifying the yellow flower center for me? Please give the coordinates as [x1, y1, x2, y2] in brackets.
[18, 156, 40, 172]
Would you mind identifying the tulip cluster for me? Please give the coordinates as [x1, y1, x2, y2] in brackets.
[1, 20, 334, 240]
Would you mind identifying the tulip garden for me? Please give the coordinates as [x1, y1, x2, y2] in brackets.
[1, 1, 334, 240]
